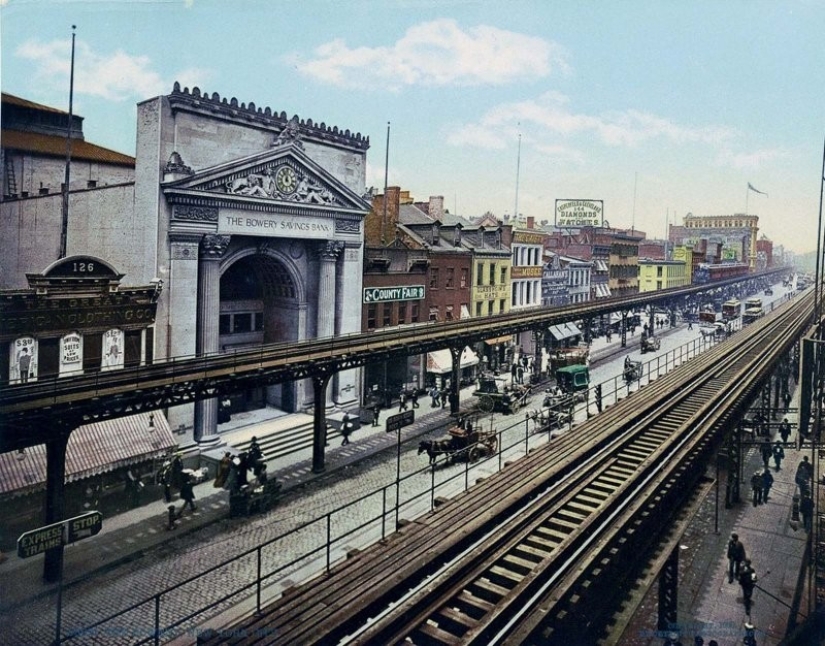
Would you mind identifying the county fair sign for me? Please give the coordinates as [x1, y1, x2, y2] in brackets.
[363, 285, 425, 303]
[555, 200, 604, 227]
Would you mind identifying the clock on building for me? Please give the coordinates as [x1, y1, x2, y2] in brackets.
[275, 165, 297, 195]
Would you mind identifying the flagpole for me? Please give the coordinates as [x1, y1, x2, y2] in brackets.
[59, 25, 77, 259]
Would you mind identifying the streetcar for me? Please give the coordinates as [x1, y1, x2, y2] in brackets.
[722, 299, 741, 321]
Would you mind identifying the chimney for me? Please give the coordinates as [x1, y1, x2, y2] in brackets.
[429, 196, 444, 220]
[527, 216, 535, 229]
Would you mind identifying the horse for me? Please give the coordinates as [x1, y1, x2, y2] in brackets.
[418, 439, 453, 465]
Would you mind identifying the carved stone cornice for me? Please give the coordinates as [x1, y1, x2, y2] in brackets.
[200, 234, 231, 260]
[172, 204, 219, 222]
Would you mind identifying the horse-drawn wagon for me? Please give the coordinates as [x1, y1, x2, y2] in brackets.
[418, 420, 498, 466]
[623, 356, 644, 384]
[640, 331, 660, 354]
[473, 376, 530, 414]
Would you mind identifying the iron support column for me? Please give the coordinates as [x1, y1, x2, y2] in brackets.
[311, 372, 332, 473]
[449, 346, 461, 415]
[657, 544, 679, 633]
[43, 427, 71, 583]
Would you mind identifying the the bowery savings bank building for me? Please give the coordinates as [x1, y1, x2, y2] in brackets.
[0, 84, 372, 451]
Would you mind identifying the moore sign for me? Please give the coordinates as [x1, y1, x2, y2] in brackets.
[555, 200, 604, 228]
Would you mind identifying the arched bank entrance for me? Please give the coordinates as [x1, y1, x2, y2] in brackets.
[218, 251, 303, 421]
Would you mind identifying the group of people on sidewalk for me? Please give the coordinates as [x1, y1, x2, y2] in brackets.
[726, 532, 759, 615]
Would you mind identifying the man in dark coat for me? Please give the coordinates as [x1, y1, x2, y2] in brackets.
[178, 475, 197, 516]
[760, 438, 772, 469]
[778, 417, 791, 443]
[761, 468, 774, 502]
[751, 470, 764, 506]
[772, 441, 785, 471]
[738, 559, 757, 614]
[727, 533, 746, 583]
[801, 494, 814, 532]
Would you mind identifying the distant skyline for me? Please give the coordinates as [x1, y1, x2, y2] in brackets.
[2, 0, 823, 253]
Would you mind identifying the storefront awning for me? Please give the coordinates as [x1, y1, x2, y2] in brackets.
[483, 335, 513, 346]
[548, 322, 582, 341]
[0, 412, 177, 497]
[595, 284, 612, 298]
[427, 347, 480, 374]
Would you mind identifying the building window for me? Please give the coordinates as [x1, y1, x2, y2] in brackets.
[489, 263, 495, 285]
[382, 303, 392, 327]
[477, 263, 484, 285]
[445, 305, 454, 320]
[233, 313, 252, 333]
[411, 303, 419, 323]
[445, 267, 454, 288]
[500, 267, 507, 283]
[367, 303, 377, 330]
[476, 302, 483, 316]
[398, 302, 407, 325]
[219, 315, 231, 335]
[460, 268, 468, 288]
[429, 307, 439, 321]
[488, 301, 494, 316]
[499, 299, 506, 312]
[254, 313, 264, 331]
[430, 268, 439, 289]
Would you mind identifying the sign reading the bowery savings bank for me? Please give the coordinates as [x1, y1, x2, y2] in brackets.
[363, 285, 425, 303]
[555, 200, 604, 228]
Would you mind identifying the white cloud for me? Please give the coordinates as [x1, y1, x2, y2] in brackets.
[714, 147, 789, 170]
[448, 92, 736, 153]
[292, 19, 569, 90]
[15, 38, 210, 102]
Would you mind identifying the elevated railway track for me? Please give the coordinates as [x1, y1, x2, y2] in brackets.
[198, 287, 813, 645]
[0, 270, 782, 451]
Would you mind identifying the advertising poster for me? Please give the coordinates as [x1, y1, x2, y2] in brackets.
[59, 331, 84, 377]
[10, 336, 38, 384]
[102, 328, 125, 370]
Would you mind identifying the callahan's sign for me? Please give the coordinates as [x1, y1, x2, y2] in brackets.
[555, 200, 604, 228]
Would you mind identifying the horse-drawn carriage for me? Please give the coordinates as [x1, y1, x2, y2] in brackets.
[418, 420, 498, 466]
[623, 356, 644, 384]
[529, 390, 573, 431]
[473, 376, 530, 414]
[640, 331, 660, 354]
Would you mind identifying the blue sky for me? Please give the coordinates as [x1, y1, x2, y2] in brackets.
[2, 0, 823, 253]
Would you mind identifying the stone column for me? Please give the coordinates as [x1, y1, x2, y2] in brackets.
[317, 241, 343, 408]
[195, 234, 230, 442]
[334, 244, 363, 407]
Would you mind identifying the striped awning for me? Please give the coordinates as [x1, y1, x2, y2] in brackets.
[548, 322, 582, 341]
[0, 412, 177, 497]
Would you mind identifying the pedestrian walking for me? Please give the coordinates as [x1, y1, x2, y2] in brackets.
[783, 390, 792, 413]
[399, 390, 407, 411]
[795, 456, 812, 497]
[372, 403, 380, 427]
[751, 470, 764, 506]
[760, 438, 772, 469]
[214, 452, 232, 488]
[430, 386, 440, 407]
[761, 468, 774, 502]
[801, 494, 814, 532]
[727, 533, 746, 583]
[341, 413, 353, 445]
[248, 436, 264, 477]
[411, 390, 419, 408]
[779, 417, 791, 443]
[738, 559, 757, 614]
[772, 441, 785, 471]
[440, 388, 448, 408]
[178, 475, 197, 515]
[688, 320, 693, 330]
[516, 365, 524, 384]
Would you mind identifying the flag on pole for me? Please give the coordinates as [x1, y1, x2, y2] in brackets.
[747, 182, 768, 197]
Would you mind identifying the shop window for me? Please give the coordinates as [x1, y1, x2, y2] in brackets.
[254, 313, 264, 332]
[219, 315, 231, 334]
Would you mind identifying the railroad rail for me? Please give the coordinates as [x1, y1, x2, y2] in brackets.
[0, 271, 782, 449]
[197, 289, 812, 646]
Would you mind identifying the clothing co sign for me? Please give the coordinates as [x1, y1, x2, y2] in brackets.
[363, 285, 425, 303]
[555, 200, 604, 228]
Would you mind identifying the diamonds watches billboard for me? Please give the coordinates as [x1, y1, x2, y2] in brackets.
[555, 200, 604, 228]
